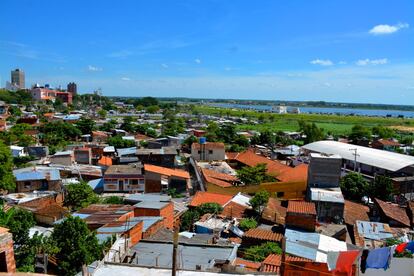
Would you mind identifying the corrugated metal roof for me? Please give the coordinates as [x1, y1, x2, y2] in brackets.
[129, 241, 237, 270]
[125, 194, 171, 204]
[302, 140, 414, 172]
[355, 220, 394, 240]
[135, 201, 169, 210]
[310, 187, 344, 203]
[14, 169, 61, 181]
[117, 147, 136, 156]
[135, 216, 163, 232]
[285, 228, 352, 263]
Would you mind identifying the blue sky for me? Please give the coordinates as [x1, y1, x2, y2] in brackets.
[0, 0, 413, 104]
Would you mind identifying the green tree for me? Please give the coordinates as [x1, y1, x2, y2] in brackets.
[101, 196, 124, 204]
[120, 116, 135, 133]
[0, 141, 16, 191]
[238, 218, 258, 231]
[243, 242, 282, 262]
[97, 109, 107, 118]
[340, 172, 370, 201]
[0, 207, 36, 271]
[180, 210, 200, 231]
[250, 190, 270, 215]
[196, 203, 223, 216]
[206, 122, 220, 142]
[370, 175, 395, 201]
[349, 125, 371, 142]
[372, 126, 395, 139]
[107, 135, 136, 148]
[51, 216, 102, 276]
[65, 182, 99, 211]
[75, 117, 96, 135]
[146, 105, 160, 114]
[183, 135, 198, 147]
[100, 119, 117, 132]
[298, 121, 325, 144]
[7, 123, 35, 147]
[237, 164, 275, 185]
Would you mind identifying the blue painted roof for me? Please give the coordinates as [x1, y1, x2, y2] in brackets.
[14, 169, 61, 181]
[88, 178, 103, 190]
[355, 220, 394, 240]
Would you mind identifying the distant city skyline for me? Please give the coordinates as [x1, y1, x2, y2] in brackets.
[0, 0, 413, 104]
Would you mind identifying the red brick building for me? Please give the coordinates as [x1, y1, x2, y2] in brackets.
[0, 227, 16, 273]
[134, 201, 174, 229]
[285, 201, 317, 231]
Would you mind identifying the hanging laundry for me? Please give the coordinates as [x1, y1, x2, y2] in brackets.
[334, 250, 360, 276]
[366, 247, 391, 270]
[327, 251, 340, 271]
[395, 242, 407, 254]
[405, 241, 414, 253]
[360, 249, 369, 273]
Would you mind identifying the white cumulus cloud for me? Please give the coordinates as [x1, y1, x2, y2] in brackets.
[356, 58, 388, 66]
[310, 59, 334, 66]
[194, 58, 201, 64]
[121, 77, 131, 81]
[369, 23, 409, 35]
[88, 65, 102, 71]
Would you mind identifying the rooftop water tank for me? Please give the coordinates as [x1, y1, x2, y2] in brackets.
[199, 137, 206, 144]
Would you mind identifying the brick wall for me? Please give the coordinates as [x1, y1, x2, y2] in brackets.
[285, 213, 316, 232]
[128, 221, 143, 246]
[142, 219, 164, 239]
[0, 230, 16, 273]
[159, 202, 174, 229]
[134, 202, 174, 230]
[19, 194, 62, 210]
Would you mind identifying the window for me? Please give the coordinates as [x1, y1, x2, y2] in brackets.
[130, 179, 139, 185]
[139, 179, 145, 185]
[198, 150, 201, 154]
[24, 181, 31, 189]
[276, 192, 284, 198]
[208, 150, 213, 154]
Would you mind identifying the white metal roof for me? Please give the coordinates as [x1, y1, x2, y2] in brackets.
[302, 140, 414, 172]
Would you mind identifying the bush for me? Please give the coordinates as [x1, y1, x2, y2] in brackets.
[238, 218, 258, 231]
[243, 242, 282, 262]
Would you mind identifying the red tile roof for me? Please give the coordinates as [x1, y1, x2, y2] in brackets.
[221, 201, 248, 218]
[230, 149, 308, 183]
[243, 228, 283, 242]
[261, 254, 281, 273]
[234, 258, 261, 271]
[262, 198, 286, 225]
[374, 198, 410, 227]
[374, 139, 400, 146]
[144, 164, 190, 179]
[192, 142, 225, 150]
[201, 168, 237, 188]
[261, 254, 312, 273]
[189, 191, 232, 207]
[344, 200, 369, 225]
[276, 163, 308, 183]
[233, 150, 291, 177]
[287, 201, 316, 215]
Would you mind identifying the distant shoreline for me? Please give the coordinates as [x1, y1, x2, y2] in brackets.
[109, 96, 414, 112]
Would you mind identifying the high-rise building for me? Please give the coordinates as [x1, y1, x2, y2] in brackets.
[11, 69, 25, 89]
[67, 82, 77, 95]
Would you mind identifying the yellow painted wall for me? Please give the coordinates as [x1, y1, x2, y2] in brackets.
[206, 180, 306, 200]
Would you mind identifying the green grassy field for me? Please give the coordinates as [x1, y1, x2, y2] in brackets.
[192, 105, 414, 135]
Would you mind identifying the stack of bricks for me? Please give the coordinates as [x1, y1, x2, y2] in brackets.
[0, 227, 16, 273]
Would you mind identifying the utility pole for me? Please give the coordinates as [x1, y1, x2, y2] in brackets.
[349, 148, 359, 172]
[172, 223, 179, 276]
